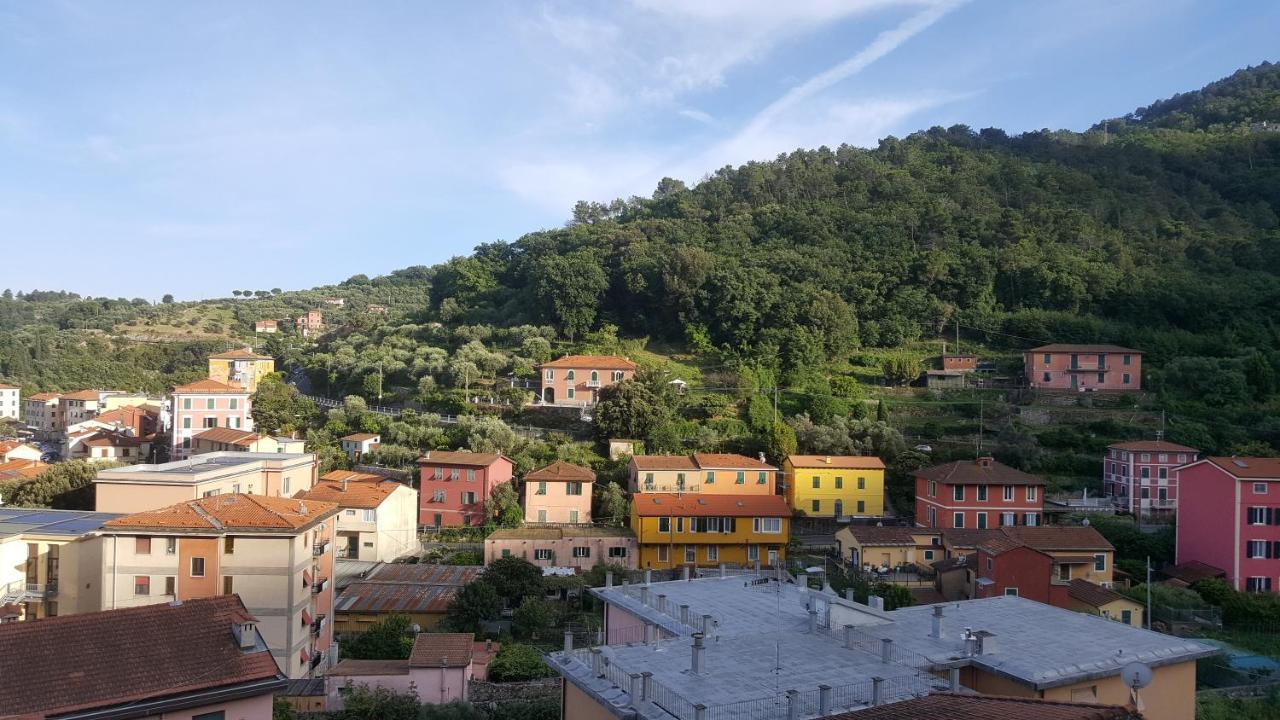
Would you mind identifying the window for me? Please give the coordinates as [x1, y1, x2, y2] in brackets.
[283, 477, 290, 495]
[450, 469, 460, 481]
[812, 499, 821, 513]
[1058, 563, 1071, 581]
[977, 485, 988, 501]
[953, 513, 965, 528]
[501, 549, 512, 558]
[190, 557, 205, 577]
[544, 369, 553, 381]
[1004, 588, 1019, 597]
[569, 510, 578, 524]
[747, 544, 759, 561]
[134, 576, 150, 595]
[232, 483, 241, 494]
[567, 388, 575, 399]
[206, 398, 215, 410]
[182, 417, 192, 429]
[986, 557, 993, 570]
[658, 517, 671, 533]
[1158, 467, 1168, 480]
[567, 482, 583, 496]
[363, 509, 376, 522]
[644, 472, 655, 490]
[433, 467, 444, 480]
[1123, 354, 1132, 366]
[835, 477, 843, 489]
[467, 469, 475, 482]
[1246, 577, 1273, 593]
[1140, 453, 1150, 462]
[135, 536, 151, 555]
[613, 371, 624, 382]
[706, 471, 714, 484]
[192, 711, 226, 720]
[166, 537, 177, 555]
[572, 546, 590, 558]
[1093, 554, 1107, 571]
[735, 471, 745, 485]
[1248, 507, 1269, 525]
[463, 491, 477, 505]
[1024, 512, 1040, 526]
[229, 398, 238, 410]
[1042, 372, 1051, 383]
[1254, 483, 1268, 494]
[535, 481, 547, 495]
[856, 500, 865, 513]
[1001, 512, 1015, 527]
[953, 485, 965, 501]
[657, 545, 670, 562]
[223, 576, 234, 595]
[203, 416, 217, 429]
[857, 476, 866, 490]
[1003, 485, 1013, 501]
[1178, 454, 1187, 463]
[812, 477, 821, 489]
[1140, 467, 1150, 479]
[1121, 373, 1131, 384]
[676, 518, 684, 532]
[565, 370, 575, 381]
[757, 471, 767, 485]
[923, 549, 935, 561]
[165, 576, 176, 595]
[834, 500, 843, 516]
[433, 490, 446, 502]
[706, 545, 719, 561]
[590, 370, 599, 382]
[534, 548, 552, 560]
[1043, 353, 1051, 365]
[976, 513, 988, 529]
[224, 537, 235, 554]
[537, 510, 547, 523]
[1246, 541, 1268, 559]
[753, 518, 782, 534]
[929, 481, 936, 497]
[203, 489, 220, 498]
[608, 546, 628, 558]
[183, 398, 192, 410]
[677, 473, 686, 489]
[1026, 486, 1038, 502]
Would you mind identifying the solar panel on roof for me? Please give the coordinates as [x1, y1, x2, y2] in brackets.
[5, 511, 70, 523]
[42, 518, 114, 534]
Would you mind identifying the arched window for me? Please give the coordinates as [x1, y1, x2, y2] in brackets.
[566, 370, 575, 381]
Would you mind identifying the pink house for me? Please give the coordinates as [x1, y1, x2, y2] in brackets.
[1176, 457, 1280, 593]
[417, 450, 515, 528]
[1023, 344, 1142, 391]
[536, 354, 637, 406]
[1103, 440, 1199, 518]
[0, 595, 284, 718]
[524, 460, 595, 524]
[325, 633, 478, 709]
[171, 378, 253, 460]
[485, 526, 638, 571]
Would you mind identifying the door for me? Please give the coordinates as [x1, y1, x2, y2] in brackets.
[834, 500, 843, 518]
[345, 535, 359, 560]
[767, 548, 778, 565]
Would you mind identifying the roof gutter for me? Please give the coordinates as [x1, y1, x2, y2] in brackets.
[50, 675, 287, 720]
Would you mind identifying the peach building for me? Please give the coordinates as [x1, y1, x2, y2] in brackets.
[524, 460, 595, 524]
[93, 451, 318, 513]
[486, 526, 638, 571]
[191, 427, 284, 454]
[326, 633, 479, 710]
[171, 378, 253, 459]
[301, 471, 420, 562]
[1024, 344, 1142, 392]
[536, 354, 637, 406]
[629, 453, 778, 495]
[0, 595, 285, 718]
[88, 493, 339, 678]
[208, 347, 276, 393]
[296, 309, 325, 337]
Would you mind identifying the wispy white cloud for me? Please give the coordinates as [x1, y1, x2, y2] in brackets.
[678, 108, 716, 125]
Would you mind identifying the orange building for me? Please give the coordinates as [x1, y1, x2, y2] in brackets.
[536, 355, 636, 406]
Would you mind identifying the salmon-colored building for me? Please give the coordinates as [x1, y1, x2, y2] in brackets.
[914, 457, 1046, 529]
[524, 460, 595, 524]
[417, 450, 515, 528]
[92, 494, 339, 678]
[536, 355, 637, 406]
[942, 354, 977, 373]
[629, 453, 778, 495]
[1024, 344, 1142, 391]
[1103, 439, 1199, 519]
[171, 378, 253, 459]
[485, 526, 638, 571]
[296, 309, 325, 337]
[0, 595, 285, 719]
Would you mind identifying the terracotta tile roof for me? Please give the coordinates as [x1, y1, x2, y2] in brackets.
[1107, 440, 1198, 453]
[931, 555, 975, 573]
[977, 534, 1030, 556]
[0, 441, 37, 455]
[366, 564, 481, 584]
[172, 378, 248, 394]
[692, 453, 777, 470]
[631, 455, 699, 471]
[82, 432, 144, 448]
[1067, 579, 1130, 608]
[940, 528, 1002, 548]
[539, 354, 637, 370]
[409, 632, 475, 668]
[27, 392, 61, 401]
[105, 493, 338, 532]
[914, 458, 1046, 486]
[1200, 456, 1280, 479]
[302, 477, 405, 509]
[0, 459, 47, 480]
[824, 693, 1138, 719]
[336, 575, 479, 615]
[417, 450, 509, 467]
[209, 348, 273, 360]
[1027, 344, 1141, 354]
[786, 455, 886, 470]
[61, 389, 103, 401]
[328, 658, 411, 676]
[1163, 560, 1227, 584]
[840, 526, 932, 546]
[342, 433, 381, 442]
[321, 470, 386, 483]
[95, 405, 158, 430]
[632, 493, 790, 517]
[0, 596, 282, 717]
[1002, 526, 1113, 552]
[525, 460, 596, 482]
[192, 427, 262, 445]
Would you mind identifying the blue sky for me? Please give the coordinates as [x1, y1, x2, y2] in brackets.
[1, 0, 1276, 299]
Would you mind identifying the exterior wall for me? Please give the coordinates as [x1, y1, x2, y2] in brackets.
[372, 485, 420, 562]
[193, 435, 281, 455]
[629, 465, 777, 495]
[0, 387, 18, 419]
[325, 666, 470, 709]
[1103, 446, 1196, 516]
[562, 678, 623, 720]
[171, 391, 253, 459]
[975, 547, 1053, 602]
[485, 536, 638, 571]
[95, 482, 195, 514]
[1047, 550, 1114, 585]
[418, 458, 515, 527]
[94, 456, 318, 513]
[142, 693, 275, 720]
[24, 398, 63, 434]
[1068, 596, 1145, 627]
[538, 366, 634, 406]
[915, 477, 1043, 529]
[99, 394, 153, 412]
[523, 480, 593, 524]
[1041, 660, 1195, 720]
[1, 444, 43, 462]
[209, 357, 275, 393]
[1176, 463, 1257, 592]
[0, 535, 75, 621]
[840, 539, 943, 569]
[784, 461, 885, 518]
[61, 397, 102, 427]
[942, 356, 977, 372]
[632, 513, 788, 569]
[1024, 351, 1142, 391]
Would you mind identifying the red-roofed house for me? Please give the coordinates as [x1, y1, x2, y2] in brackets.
[23, 391, 63, 435]
[341, 432, 381, 461]
[1024, 344, 1142, 391]
[628, 453, 778, 495]
[171, 378, 253, 460]
[325, 633, 480, 710]
[417, 450, 515, 528]
[524, 461, 595, 524]
[302, 471, 419, 561]
[0, 596, 285, 719]
[631, 493, 791, 569]
[915, 457, 1046, 529]
[1103, 440, 1199, 519]
[1177, 457, 1280, 593]
[536, 355, 636, 406]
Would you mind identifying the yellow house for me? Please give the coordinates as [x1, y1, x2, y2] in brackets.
[1066, 578, 1145, 627]
[628, 453, 777, 495]
[834, 525, 944, 569]
[631, 493, 790, 569]
[784, 455, 886, 518]
[207, 348, 275, 393]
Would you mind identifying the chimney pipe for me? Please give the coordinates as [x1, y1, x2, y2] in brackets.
[643, 622, 655, 645]
[680, 604, 690, 626]
[563, 630, 573, 653]
[605, 571, 613, 588]
[701, 614, 713, 635]
[868, 595, 884, 611]
[931, 606, 944, 639]
[976, 630, 997, 655]
[590, 648, 603, 676]
[871, 677, 884, 706]
[691, 632, 705, 674]
[629, 673, 643, 704]
[880, 638, 893, 663]
[845, 588, 855, 602]
[237, 622, 257, 650]
[808, 608, 818, 634]
[843, 625, 855, 649]
[786, 690, 799, 720]
[640, 586, 651, 605]
[644, 569, 652, 585]
[949, 667, 961, 692]
[818, 685, 832, 716]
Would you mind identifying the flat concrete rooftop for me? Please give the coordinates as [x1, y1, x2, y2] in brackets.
[95, 451, 314, 479]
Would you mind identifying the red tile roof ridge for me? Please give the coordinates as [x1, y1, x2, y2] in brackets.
[538, 354, 637, 369]
[525, 460, 596, 482]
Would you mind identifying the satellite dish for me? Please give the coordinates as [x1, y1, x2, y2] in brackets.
[1082, 517, 1090, 526]
[1121, 662, 1153, 690]
[805, 566, 825, 574]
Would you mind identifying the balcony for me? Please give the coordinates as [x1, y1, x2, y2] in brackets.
[1066, 364, 1107, 372]
[309, 650, 325, 670]
[312, 577, 329, 594]
[311, 614, 327, 636]
[585, 379, 602, 388]
[313, 541, 330, 557]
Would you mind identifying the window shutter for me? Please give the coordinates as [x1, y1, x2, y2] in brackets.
[1267, 542, 1274, 559]
[1267, 507, 1274, 524]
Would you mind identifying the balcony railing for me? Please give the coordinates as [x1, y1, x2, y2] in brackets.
[313, 541, 330, 557]
[311, 614, 327, 636]
[312, 577, 329, 594]
[585, 379, 602, 388]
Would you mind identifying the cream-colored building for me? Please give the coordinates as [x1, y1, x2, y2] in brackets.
[628, 453, 778, 495]
[191, 427, 283, 455]
[0, 507, 123, 622]
[0, 440, 42, 463]
[99, 393, 155, 413]
[93, 451, 318, 514]
[0, 384, 18, 420]
[301, 471, 420, 562]
[87, 494, 339, 678]
[23, 392, 63, 435]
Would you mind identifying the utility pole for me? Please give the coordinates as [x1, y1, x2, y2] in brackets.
[1145, 556, 1152, 630]
[772, 384, 779, 426]
[955, 319, 960, 355]
[976, 395, 984, 457]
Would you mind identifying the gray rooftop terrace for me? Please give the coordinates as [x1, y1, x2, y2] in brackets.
[0, 508, 123, 539]
[95, 451, 314, 478]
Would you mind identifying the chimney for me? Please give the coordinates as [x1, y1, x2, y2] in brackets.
[605, 571, 614, 588]
[931, 606, 944, 639]
[485, 639, 493, 652]
[237, 621, 257, 650]
[867, 596, 885, 612]
[758, 452, 766, 464]
[977, 456, 993, 468]
[807, 608, 818, 634]
[690, 632, 706, 674]
[342, 478, 348, 492]
[824, 456, 831, 464]
[974, 630, 997, 655]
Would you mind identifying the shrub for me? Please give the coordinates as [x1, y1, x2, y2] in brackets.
[487, 643, 556, 682]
